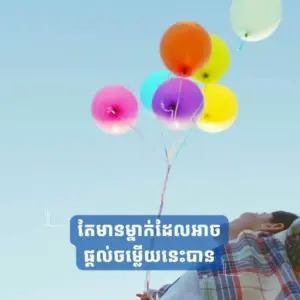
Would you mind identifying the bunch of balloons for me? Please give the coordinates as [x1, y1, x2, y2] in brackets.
[92, 0, 283, 134]
[92, 21, 240, 134]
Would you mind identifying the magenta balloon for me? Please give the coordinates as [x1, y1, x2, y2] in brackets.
[91, 85, 139, 134]
[152, 78, 204, 129]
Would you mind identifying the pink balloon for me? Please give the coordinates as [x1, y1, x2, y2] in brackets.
[91, 85, 139, 135]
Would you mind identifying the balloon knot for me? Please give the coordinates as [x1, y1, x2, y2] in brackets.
[107, 106, 118, 115]
[203, 72, 209, 79]
[169, 104, 177, 111]
[203, 113, 210, 120]
[179, 65, 190, 77]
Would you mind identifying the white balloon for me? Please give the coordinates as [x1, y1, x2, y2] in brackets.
[230, 0, 282, 42]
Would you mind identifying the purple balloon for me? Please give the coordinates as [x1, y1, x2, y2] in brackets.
[152, 78, 204, 129]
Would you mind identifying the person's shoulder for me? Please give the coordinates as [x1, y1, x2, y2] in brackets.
[285, 218, 300, 269]
[284, 217, 300, 245]
[286, 217, 300, 238]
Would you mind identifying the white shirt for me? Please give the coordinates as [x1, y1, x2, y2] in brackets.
[159, 271, 201, 300]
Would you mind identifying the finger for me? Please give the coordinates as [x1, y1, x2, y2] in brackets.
[136, 294, 144, 298]
[136, 293, 150, 298]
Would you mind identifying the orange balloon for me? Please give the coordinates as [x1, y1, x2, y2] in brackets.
[160, 22, 212, 77]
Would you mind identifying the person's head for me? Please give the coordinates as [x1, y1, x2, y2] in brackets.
[232, 211, 299, 234]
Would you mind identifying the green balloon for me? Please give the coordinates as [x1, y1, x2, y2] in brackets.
[230, 0, 282, 42]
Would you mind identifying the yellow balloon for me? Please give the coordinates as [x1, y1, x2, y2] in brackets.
[197, 84, 238, 133]
[192, 35, 230, 84]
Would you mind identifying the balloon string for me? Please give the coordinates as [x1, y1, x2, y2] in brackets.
[160, 80, 204, 163]
[144, 163, 172, 294]
[169, 100, 203, 162]
[237, 40, 245, 52]
[173, 78, 183, 122]
[143, 132, 193, 294]
[106, 107, 168, 163]
[171, 130, 192, 162]
[160, 131, 169, 159]
[160, 76, 183, 126]
[130, 126, 173, 167]
[237, 32, 248, 52]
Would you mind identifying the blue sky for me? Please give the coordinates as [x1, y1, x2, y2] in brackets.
[1, 0, 300, 299]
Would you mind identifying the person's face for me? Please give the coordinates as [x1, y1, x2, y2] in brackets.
[234, 212, 284, 233]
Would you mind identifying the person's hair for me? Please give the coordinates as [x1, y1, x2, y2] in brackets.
[271, 211, 299, 230]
